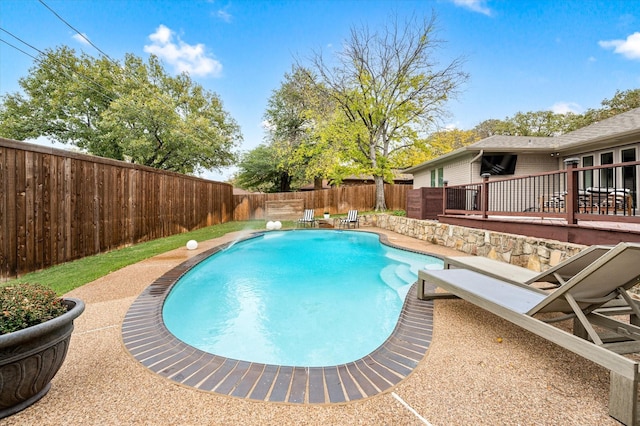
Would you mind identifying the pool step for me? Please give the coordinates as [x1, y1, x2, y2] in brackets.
[380, 264, 417, 299]
[395, 264, 416, 283]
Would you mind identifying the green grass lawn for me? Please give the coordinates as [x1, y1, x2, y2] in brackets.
[8, 221, 272, 295]
[6, 211, 399, 295]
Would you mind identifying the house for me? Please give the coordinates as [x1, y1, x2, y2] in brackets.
[298, 171, 413, 191]
[404, 107, 640, 196]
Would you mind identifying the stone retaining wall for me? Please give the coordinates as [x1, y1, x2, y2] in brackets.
[361, 214, 586, 272]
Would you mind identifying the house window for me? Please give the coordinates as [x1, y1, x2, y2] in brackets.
[430, 168, 444, 187]
[582, 155, 593, 189]
[600, 152, 614, 187]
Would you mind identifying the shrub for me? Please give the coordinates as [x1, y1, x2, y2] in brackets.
[0, 283, 68, 334]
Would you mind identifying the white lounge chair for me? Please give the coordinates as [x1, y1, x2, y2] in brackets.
[339, 210, 359, 228]
[296, 209, 317, 228]
[419, 242, 640, 425]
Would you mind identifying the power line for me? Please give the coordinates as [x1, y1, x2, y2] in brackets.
[35, 0, 241, 169]
[0, 26, 117, 104]
[0, 27, 42, 59]
[35, 0, 210, 131]
[0, 38, 38, 61]
[37, 0, 116, 63]
[36, 0, 183, 113]
[5, 1, 237, 171]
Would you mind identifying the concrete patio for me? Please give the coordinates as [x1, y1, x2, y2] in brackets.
[3, 228, 620, 425]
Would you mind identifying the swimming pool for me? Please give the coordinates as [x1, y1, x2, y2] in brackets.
[163, 230, 442, 367]
[122, 230, 441, 404]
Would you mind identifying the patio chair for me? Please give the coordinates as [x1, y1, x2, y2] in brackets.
[419, 242, 640, 425]
[340, 210, 359, 228]
[296, 209, 317, 228]
[437, 244, 613, 289]
[600, 188, 633, 215]
[585, 187, 633, 215]
[539, 191, 566, 212]
[419, 244, 637, 322]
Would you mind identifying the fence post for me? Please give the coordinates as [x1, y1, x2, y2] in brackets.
[481, 173, 491, 219]
[441, 180, 448, 216]
[564, 158, 580, 225]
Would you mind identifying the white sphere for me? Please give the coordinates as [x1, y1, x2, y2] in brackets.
[274, 221, 282, 229]
[186, 240, 198, 250]
[266, 221, 275, 230]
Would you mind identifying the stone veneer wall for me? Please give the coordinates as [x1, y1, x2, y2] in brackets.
[358, 214, 587, 273]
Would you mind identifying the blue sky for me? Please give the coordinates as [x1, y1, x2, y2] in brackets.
[1, 0, 639, 181]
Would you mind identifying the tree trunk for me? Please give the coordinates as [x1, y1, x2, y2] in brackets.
[279, 172, 292, 192]
[374, 175, 387, 211]
[314, 177, 324, 190]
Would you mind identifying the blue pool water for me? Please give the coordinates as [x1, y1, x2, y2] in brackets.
[162, 230, 443, 367]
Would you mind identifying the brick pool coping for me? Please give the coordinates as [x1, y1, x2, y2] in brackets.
[121, 230, 437, 404]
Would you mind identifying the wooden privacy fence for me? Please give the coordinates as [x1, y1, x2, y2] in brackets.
[233, 184, 410, 221]
[0, 138, 233, 280]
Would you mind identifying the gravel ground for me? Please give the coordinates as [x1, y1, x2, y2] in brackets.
[2, 228, 620, 425]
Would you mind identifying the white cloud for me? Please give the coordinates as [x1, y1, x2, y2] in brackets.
[551, 102, 582, 115]
[599, 32, 640, 60]
[72, 33, 91, 46]
[144, 24, 223, 77]
[450, 0, 491, 16]
[216, 8, 232, 22]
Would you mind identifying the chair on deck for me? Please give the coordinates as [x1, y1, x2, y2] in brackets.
[419, 242, 640, 425]
[339, 210, 359, 228]
[539, 191, 566, 212]
[296, 209, 317, 228]
[586, 187, 634, 215]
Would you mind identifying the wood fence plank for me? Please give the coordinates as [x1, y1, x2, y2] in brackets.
[0, 139, 232, 278]
[231, 184, 409, 221]
[15, 149, 26, 275]
[0, 148, 7, 279]
[6, 149, 18, 277]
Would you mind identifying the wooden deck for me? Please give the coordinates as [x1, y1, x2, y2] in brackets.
[439, 214, 640, 246]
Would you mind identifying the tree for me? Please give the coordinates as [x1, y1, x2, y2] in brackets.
[473, 89, 640, 138]
[390, 128, 479, 167]
[599, 88, 640, 116]
[473, 119, 507, 139]
[474, 111, 575, 138]
[234, 144, 289, 192]
[572, 88, 640, 129]
[0, 47, 241, 174]
[262, 67, 349, 190]
[262, 67, 319, 190]
[304, 14, 468, 210]
[425, 129, 479, 158]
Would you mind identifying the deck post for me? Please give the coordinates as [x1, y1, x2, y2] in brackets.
[481, 173, 491, 219]
[564, 158, 580, 225]
[442, 180, 448, 216]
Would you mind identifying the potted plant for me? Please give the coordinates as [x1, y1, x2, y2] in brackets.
[323, 211, 330, 219]
[0, 283, 84, 418]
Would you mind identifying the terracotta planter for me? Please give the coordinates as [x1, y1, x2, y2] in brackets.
[0, 298, 84, 418]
